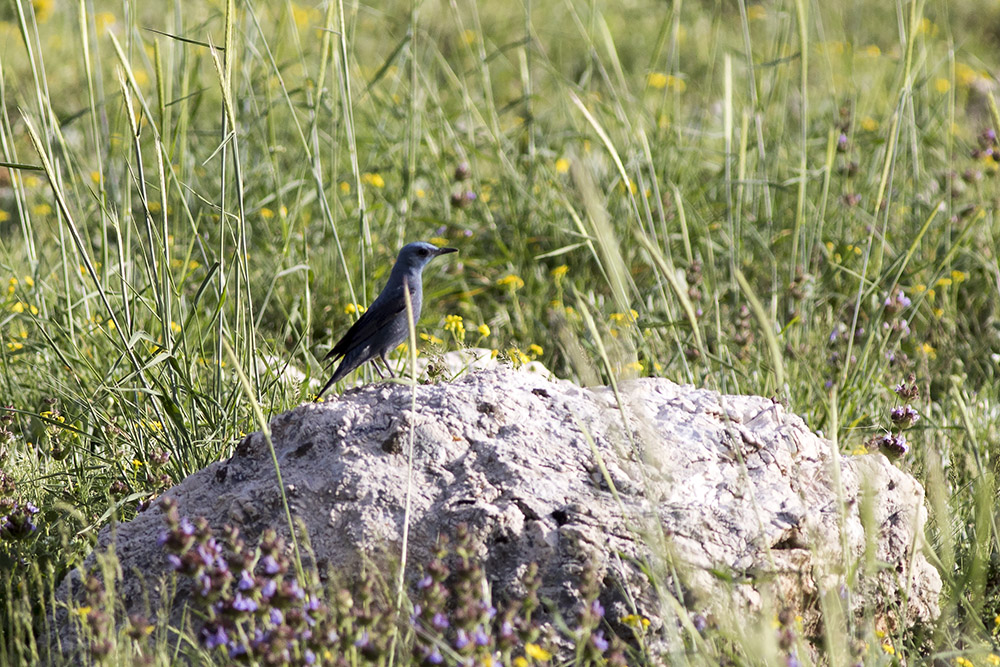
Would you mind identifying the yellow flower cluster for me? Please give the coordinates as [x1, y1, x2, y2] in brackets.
[647, 72, 686, 92]
[507, 344, 543, 369]
[444, 314, 466, 342]
[622, 613, 650, 629]
[497, 274, 525, 290]
[419, 332, 444, 345]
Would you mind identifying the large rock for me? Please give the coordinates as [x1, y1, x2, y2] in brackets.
[58, 364, 940, 652]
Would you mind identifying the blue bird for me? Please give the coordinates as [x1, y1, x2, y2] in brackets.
[317, 242, 458, 397]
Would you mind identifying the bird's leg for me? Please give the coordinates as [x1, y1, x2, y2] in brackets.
[371, 359, 387, 379]
[380, 352, 396, 378]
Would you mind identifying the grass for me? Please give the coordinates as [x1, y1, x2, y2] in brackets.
[0, 0, 999, 663]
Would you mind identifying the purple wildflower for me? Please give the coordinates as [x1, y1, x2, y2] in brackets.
[877, 433, 909, 457]
[237, 569, 254, 591]
[232, 593, 257, 613]
[199, 623, 228, 650]
[890, 404, 920, 428]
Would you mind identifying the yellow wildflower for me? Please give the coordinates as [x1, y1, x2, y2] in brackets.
[32, 0, 53, 22]
[508, 347, 530, 367]
[861, 117, 878, 132]
[950, 270, 967, 283]
[32, 203, 52, 216]
[647, 72, 668, 89]
[555, 158, 570, 174]
[497, 274, 525, 290]
[666, 75, 686, 92]
[477, 323, 490, 337]
[524, 643, 552, 661]
[444, 314, 466, 342]
[935, 78, 950, 93]
[528, 344, 543, 357]
[361, 172, 385, 188]
[956, 63, 979, 87]
[551, 265, 568, 280]
[344, 303, 367, 315]
[94, 12, 115, 31]
[261, 207, 274, 219]
[622, 614, 651, 628]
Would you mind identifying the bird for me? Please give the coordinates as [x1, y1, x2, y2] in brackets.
[316, 241, 458, 398]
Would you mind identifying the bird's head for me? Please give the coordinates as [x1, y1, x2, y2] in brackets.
[395, 241, 458, 272]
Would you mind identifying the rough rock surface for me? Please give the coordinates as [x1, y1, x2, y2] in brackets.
[58, 365, 940, 650]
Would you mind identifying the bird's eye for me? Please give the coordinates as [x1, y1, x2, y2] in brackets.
[418, 248, 429, 256]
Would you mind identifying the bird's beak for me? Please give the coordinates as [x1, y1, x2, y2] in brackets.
[435, 247, 459, 255]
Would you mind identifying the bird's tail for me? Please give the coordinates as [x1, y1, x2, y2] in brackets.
[315, 359, 345, 400]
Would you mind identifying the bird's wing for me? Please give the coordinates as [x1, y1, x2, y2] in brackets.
[323, 285, 408, 361]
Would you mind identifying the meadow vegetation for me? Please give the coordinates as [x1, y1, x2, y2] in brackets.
[0, 0, 999, 663]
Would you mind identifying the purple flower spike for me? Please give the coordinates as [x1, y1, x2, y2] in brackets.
[432, 612, 449, 631]
[199, 623, 228, 650]
[232, 593, 257, 613]
[590, 599, 605, 618]
[262, 555, 281, 575]
[237, 569, 255, 591]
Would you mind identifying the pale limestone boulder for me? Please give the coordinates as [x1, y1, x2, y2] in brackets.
[58, 364, 940, 652]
